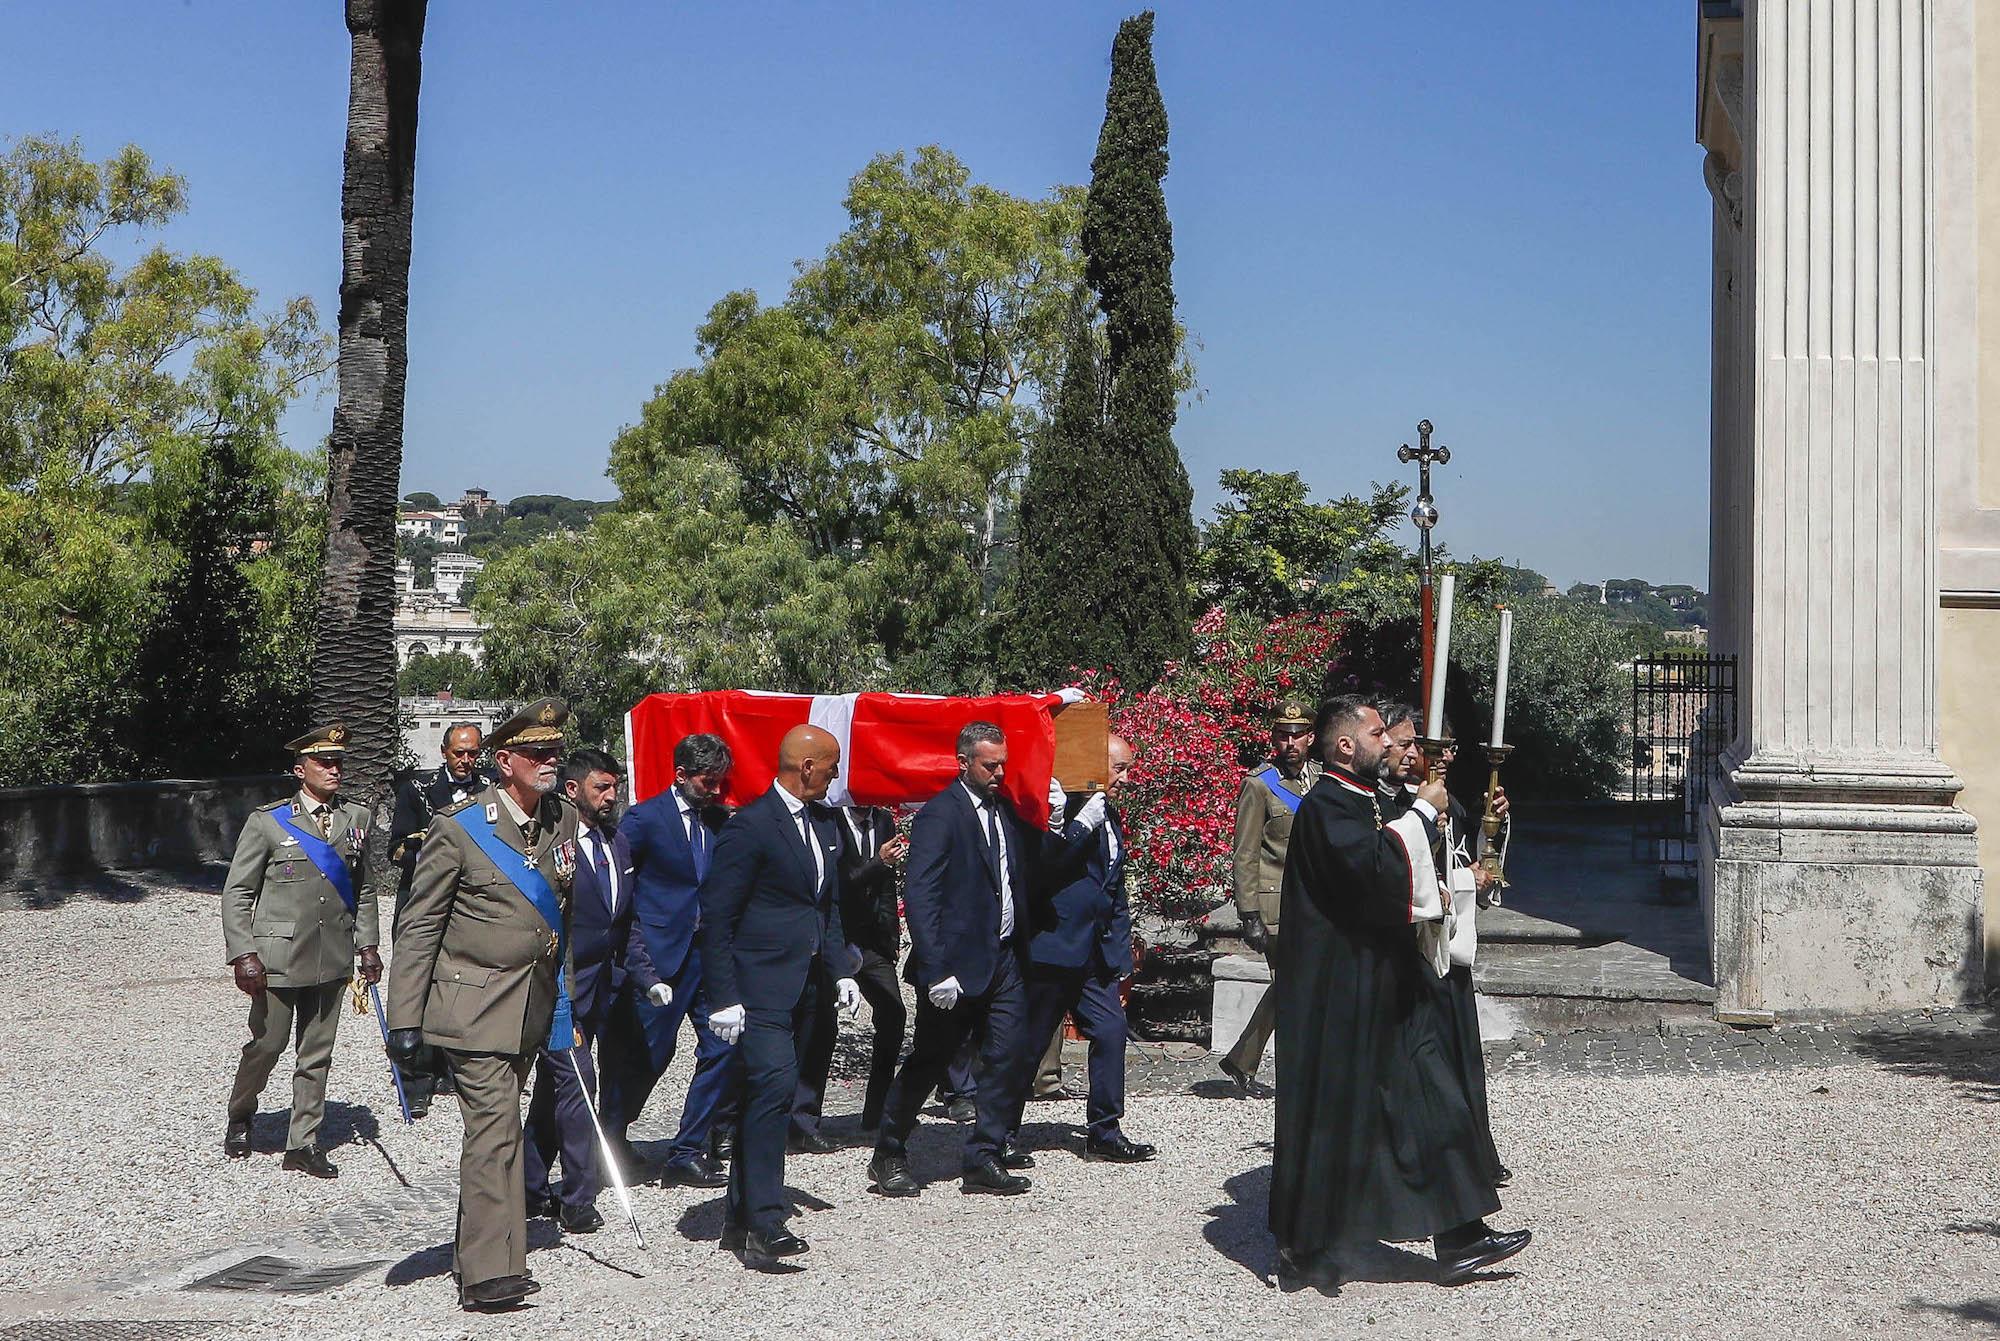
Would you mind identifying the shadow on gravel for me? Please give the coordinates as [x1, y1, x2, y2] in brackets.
[1944, 1220, 2000, 1236]
[384, 1223, 565, 1288]
[1205, 1160, 1450, 1290]
[1846, 1007, 2000, 1104]
[673, 1187, 836, 1245]
[1905, 1298, 2000, 1332]
[4, 864, 225, 910]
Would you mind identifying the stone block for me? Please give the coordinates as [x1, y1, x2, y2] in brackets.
[1209, 953, 1269, 1061]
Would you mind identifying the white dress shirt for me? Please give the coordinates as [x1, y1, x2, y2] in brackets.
[775, 785, 825, 891]
[961, 781, 1014, 940]
[579, 824, 620, 913]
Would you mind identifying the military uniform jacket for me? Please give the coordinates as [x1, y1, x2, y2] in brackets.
[1231, 759, 1321, 931]
[387, 784, 580, 1056]
[221, 792, 377, 987]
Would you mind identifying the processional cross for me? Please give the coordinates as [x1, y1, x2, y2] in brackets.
[1397, 419, 1450, 705]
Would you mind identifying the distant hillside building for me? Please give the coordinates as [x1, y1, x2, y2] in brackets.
[396, 507, 466, 545]
[457, 487, 504, 518]
[432, 552, 485, 605]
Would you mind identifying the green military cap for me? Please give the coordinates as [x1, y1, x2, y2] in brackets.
[489, 696, 568, 751]
[285, 723, 350, 757]
[1270, 698, 1314, 728]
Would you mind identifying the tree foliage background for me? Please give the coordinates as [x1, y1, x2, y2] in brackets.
[0, 137, 328, 785]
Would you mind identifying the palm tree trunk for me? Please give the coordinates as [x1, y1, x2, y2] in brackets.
[313, 0, 426, 854]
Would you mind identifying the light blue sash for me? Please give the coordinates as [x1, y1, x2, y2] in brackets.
[272, 809, 357, 912]
[453, 806, 572, 1050]
[1258, 767, 1305, 815]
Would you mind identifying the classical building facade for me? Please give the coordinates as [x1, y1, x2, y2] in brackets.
[1696, 0, 1993, 1014]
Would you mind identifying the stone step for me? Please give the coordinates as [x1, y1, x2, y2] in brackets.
[1476, 904, 1627, 945]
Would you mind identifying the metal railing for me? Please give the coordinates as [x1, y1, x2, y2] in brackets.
[1630, 654, 1737, 884]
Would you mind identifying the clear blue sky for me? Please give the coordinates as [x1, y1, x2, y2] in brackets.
[5, 1, 1711, 589]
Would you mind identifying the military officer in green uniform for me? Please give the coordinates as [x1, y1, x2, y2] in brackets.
[1218, 699, 1320, 1098]
[222, 723, 380, 1177]
[387, 697, 580, 1313]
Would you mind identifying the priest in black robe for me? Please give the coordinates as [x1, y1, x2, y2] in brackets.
[1268, 695, 1530, 1291]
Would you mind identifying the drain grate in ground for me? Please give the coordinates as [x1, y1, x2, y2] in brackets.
[0, 1325, 220, 1340]
[184, 1254, 387, 1295]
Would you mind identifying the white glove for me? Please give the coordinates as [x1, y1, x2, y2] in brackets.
[1048, 775, 1067, 812]
[1074, 791, 1108, 831]
[648, 982, 673, 1008]
[1055, 687, 1089, 705]
[928, 976, 962, 1010]
[836, 978, 862, 1016]
[710, 1003, 746, 1045]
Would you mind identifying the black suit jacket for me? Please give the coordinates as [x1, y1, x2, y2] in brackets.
[902, 782, 1043, 997]
[1027, 808, 1133, 974]
[567, 825, 660, 1031]
[698, 786, 847, 1013]
[836, 806, 901, 962]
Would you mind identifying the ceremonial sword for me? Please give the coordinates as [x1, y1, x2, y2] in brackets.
[567, 1042, 647, 1250]
[356, 979, 415, 1125]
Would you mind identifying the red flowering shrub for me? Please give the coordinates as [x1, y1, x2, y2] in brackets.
[1074, 606, 1346, 931]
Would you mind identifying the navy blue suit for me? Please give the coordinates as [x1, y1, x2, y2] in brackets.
[526, 823, 657, 1210]
[699, 786, 846, 1236]
[1012, 807, 1135, 1143]
[598, 789, 738, 1168]
[875, 781, 1044, 1174]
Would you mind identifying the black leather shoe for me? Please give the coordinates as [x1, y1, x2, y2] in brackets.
[788, 1127, 839, 1155]
[868, 1154, 920, 1197]
[743, 1228, 808, 1260]
[459, 1273, 535, 1311]
[718, 1222, 746, 1252]
[224, 1120, 251, 1159]
[1437, 1227, 1532, 1284]
[558, 1201, 604, 1234]
[944, 1096, 977, 1123]
[709, 1126, 738, 1163]
[281, 1144, 338, 1179]
[961, 1158, 1031, 1195]
[1084, 1133, 1157, 1163]
[1493, 1164, 1514, 1188]
[1276, 1248, 1342, 1295]
[526, 1190, 560, 1219]
[1217, 1058, 1274, 1099]
[998, 1144, 1036, 1170]
[661, 1153, 730, 1188]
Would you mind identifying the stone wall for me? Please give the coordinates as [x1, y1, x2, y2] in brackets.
[0, 776, 290, 881]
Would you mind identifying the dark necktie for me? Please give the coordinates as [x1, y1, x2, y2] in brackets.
[983, 803, 1001, 879]
[592, 832, 612, 908]
[690, 812, 711, 881]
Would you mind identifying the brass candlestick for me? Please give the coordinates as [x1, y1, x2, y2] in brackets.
[1480, 743, 1513, 895]
[1415, 735, 1454, 781]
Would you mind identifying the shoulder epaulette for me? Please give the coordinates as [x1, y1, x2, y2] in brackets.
[257, 798, 290, 813]
[438, 796, 480, 818]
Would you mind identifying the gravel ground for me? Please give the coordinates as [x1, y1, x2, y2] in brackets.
[1, 883, 1998, 1340]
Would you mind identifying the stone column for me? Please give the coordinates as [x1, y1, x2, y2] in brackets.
[1701, 0, 1983, 1015]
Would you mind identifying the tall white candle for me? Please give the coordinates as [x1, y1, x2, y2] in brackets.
[1426, 574, 1455, 736]
[1490, 606, 1514, 748]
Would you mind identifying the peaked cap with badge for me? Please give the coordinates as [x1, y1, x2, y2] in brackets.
[488, 697, 567, 752]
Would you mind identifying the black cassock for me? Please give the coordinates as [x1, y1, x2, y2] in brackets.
[1268, 769, 1500, 1258]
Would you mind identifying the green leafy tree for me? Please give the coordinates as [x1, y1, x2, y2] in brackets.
[1194, 469, 1413, 622]
[1452, 600, 1631, 799]
[401, 490, 440, 509]
[0, 136, 329, 783]
[1015, 11, 1195, 689]
[475, 457, 878, 745]
[610, 146, 1088, 689]
[397, 649, 492, 698]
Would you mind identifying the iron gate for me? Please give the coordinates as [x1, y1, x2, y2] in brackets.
[1630, 654, 1737, 879]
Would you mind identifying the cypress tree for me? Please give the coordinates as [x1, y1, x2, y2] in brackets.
[1011, 9, 1194, 689]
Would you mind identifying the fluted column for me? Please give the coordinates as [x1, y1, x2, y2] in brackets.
[1701, 0, 1982, 1015]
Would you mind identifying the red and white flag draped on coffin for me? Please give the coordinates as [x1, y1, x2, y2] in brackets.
[625, 690, 1068, 827]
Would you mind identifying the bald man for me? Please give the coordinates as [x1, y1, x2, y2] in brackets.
[699, 726, 861, 1264]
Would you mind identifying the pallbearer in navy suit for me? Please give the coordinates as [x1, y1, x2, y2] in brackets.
[868, 722, 1056, 1199]
[524, 748, 666, 1233]
[700, 726, 860, 1264]
[599, 733, 738, 1189]
[1009, 736, 1156, 1164]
